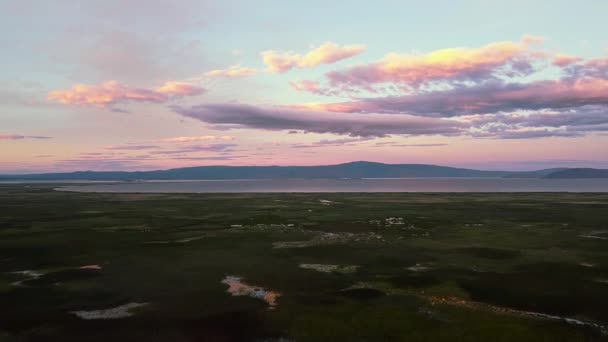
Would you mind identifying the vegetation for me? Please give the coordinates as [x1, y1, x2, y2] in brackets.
[1, 184, 608, 341]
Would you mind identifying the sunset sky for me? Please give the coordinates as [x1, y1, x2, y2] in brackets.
[1, 0, 608, 173]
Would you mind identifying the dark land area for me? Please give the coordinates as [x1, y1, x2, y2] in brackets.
[1, 185, 608, 341]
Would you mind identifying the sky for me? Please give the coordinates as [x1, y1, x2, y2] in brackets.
[1, 0, 608, 173]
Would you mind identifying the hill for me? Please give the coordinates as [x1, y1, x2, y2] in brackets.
[543, 168, 608, 179]
[2, 161, 607, 181]
[0, 161, 510, 180]
[502, 168, 568, 178]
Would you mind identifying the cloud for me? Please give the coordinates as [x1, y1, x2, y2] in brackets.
[103, 144, 161, 150]
[205, 65, 258, 78]
[291, 137, 374, 148]
[303, 78, 608, 117]
[169, 155, 243, 161]
[22, 0, 217, 84]
[262, 42, 366, 73]
[461, 105, 608, 138]
[0, 134, 52, 140]
[323, 36, 542, 92]
[562, 57, 608, 79]
[48, 80, 204, 107]
[149, 143, 237, 155]
[172, 103, 465, 137]
[298, 42, 367, 68]
[374, 142, 447, 147]
[473, 106, 608, 128]
[289, 80, 329, 95]
[0, 84, 53, 108]
[156, 81, 205, 96]
[553, 54, 583, 67]
[472, 128, 582, 139]
[50, 28, 209, 84]
[261, 51, 300, 73]
[285, 46, 608, 139]
[160, 135, 235, 143]
[8, 0, 215, 34]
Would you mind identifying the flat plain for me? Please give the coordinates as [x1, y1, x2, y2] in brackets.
[1, 184, 608, 341]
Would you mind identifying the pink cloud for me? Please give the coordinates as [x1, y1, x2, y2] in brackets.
[521, 35, 545, 45]
[205, 65, 258, 77]
[104, 144, 161, 150]
[575, 57, 608, 78]
[173, 103, 466, 137]
[553, 54, 583, 67]
[160, 135, 235, 143]
[296, 77, 608, 117]
[48, 80, 204, 107]
[289, 80, 323, 94]
[149, 143, 237, 155]
[324, 36, 542, 91]
[298, 42, 366, 68]
[156, 81, 205, 96]
[262, 42, 366, 73]
[289, 102, 377, 113]
[261, 51, 300, 73]
[291, 137, 374, 148]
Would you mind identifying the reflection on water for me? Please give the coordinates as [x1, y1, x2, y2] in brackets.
[58, 178, 608, 193]
[222, 275, 280, 308]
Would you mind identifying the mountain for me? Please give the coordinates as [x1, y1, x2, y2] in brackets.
[0, 161, 511, 180]
[542, 168, 608, 179]
[502, 168, 568, 178]
[1, 161, 606, 181]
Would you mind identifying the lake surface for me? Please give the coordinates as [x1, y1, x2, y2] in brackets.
[56, 178, 608, 193]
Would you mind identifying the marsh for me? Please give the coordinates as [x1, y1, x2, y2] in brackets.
[1, 184, 608, 341]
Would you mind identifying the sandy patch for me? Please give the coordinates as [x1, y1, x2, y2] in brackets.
[370, 217, 420, 230]
[71, 302, 148, 319]
[10, 270, 44, 286]
[144, 236, 205, 244]
[385, 217, 405, 225]
[407, 263, 430, 272]
[426, 295, 607, 334]
[580, 234, 608, 240]
[221, 276, 280, 308]
[230, 223, 298, 232]
[80, 264, 103, 270]
[273, 232, 384, 249]
[300, 264, 358, 274]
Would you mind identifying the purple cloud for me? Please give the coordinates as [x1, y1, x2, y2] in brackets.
[149, 143, 237, 155]
[290, 137, 374, 148]
[308, 78, 608, 117]
[104, 144, 161, 150]
[172, 103, 466, 137]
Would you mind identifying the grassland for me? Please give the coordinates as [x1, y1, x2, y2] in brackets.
[1, 184, 608, 341]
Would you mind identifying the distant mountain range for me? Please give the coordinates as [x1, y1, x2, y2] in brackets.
[543, 168, 608, 179]
[1, 162, 607, 180]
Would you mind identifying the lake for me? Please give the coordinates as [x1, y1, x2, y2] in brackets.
[56, 178, 608, 193]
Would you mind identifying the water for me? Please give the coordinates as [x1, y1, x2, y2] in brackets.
[55, 178, 608, 193]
